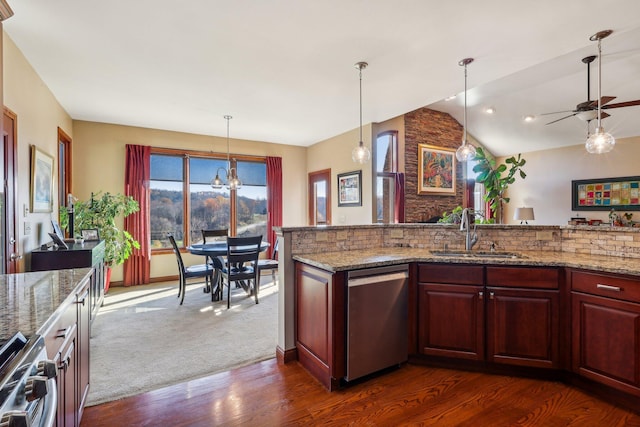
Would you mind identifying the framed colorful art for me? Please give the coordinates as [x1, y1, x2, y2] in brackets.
[571, 176, 640, 211]
[418, 144, 456, 195]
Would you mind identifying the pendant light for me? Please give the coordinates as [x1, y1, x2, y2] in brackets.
[352, 61, 371, 164]
[211, 115, 242, 190]
[456, 58, 476, 162]
[585, 30, 615, 154]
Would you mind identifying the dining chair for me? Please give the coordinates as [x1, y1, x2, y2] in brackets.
[201, 228, 229, 298]
[167, 233, 214, 305]
[201, 228, 228, 243]
[219, 235, 262, 309]
[257, 238, 279, 285]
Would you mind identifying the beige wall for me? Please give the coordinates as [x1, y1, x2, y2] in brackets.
[502, 136, 640, 225]
[72, 121, 307, 281]
[3, 33, 73, 263]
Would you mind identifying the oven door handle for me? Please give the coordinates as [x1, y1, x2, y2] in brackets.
[40, 377, 57, 427]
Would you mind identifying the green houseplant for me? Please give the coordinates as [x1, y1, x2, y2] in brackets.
[60, 192, 141, 266]
[472, 147, 526, 223]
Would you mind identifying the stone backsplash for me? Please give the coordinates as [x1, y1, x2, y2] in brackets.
[284, 224, 640, 259]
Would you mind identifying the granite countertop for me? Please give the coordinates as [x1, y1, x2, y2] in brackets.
[293, 247, 640, 277]
[0, 268, 93, 347]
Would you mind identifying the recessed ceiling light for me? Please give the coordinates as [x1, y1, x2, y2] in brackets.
[484, 106, 496, 114]
[523, 115, 535, 122]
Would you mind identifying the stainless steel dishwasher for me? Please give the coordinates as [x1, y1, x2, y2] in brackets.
[346, 264, 409, 381]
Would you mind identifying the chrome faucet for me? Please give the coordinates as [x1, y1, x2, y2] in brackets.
[460, 208, 478, 251]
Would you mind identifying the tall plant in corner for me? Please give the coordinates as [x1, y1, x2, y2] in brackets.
[472, 147, 526, 223]
[61, 192, 140, 266]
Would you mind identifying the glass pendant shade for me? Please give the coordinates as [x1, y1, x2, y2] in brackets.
[211, 173, 224, 189]
[585, 127, 615, 154]
[585, 30, 615, 154]
[455, 141, 476, 162]
[352, 141, 371, 164]
[456, 57, 475, 162]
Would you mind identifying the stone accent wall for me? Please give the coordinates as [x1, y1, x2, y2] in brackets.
[404, 107, 464, 223]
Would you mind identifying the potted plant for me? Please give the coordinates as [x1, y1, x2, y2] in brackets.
[60, 192, 140, 289]
[472, 147, 526, 223]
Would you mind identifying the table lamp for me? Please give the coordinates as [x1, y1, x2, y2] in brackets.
[514, 207, 535, 224]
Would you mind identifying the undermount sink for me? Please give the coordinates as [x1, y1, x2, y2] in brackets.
[430, 250, 525, 259]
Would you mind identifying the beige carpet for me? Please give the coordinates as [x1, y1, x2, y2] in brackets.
[86, 278, 278, 406]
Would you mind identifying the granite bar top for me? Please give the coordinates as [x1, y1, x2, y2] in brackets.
[0, 268, 93, 347]
[293, 248, 640, 277]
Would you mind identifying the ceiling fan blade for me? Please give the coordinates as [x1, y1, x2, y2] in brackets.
[546, 113, 577, 125]
[587, 96, 617, 109]
[539, 109, 575, 116]
[602, 99, 640, 109]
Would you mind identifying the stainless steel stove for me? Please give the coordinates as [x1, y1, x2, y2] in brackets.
[0, 333, 57, 427]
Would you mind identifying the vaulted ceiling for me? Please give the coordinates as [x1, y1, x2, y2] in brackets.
[4, 1, 640, 156]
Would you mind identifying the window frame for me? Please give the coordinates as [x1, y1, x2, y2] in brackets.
[373, 130, 399, 223]
[150, 147, 266, 252]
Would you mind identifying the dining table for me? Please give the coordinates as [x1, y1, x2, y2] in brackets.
[187, 241, 270, 300]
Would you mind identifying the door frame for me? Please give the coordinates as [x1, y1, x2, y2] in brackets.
[308, 168, 331, 226]
[3, 107, 18, 273]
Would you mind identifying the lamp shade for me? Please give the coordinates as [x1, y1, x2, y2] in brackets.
[514, 207, 535, 223]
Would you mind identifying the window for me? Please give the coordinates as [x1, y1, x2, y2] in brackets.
[150, 150, 267, 250]
[374, 131, 398, 223]
[466, 159, 486, 220]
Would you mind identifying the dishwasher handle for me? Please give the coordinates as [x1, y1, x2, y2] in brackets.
[348, 271, 408, 287]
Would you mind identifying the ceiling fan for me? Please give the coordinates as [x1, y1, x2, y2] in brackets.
[542, 50, 640, 125]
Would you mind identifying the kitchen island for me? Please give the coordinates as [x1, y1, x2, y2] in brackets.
[275, 224, 640, 412]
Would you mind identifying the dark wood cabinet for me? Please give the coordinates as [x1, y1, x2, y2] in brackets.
[417, 264, 560, 369]
[43, 272, 92, 427]
[486, 266, 560, 368]
[295, 262, 345, 390]
[571, 269, 640, 397]
[31, 240, 105, 324]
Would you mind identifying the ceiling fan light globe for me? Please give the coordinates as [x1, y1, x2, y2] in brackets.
[352, 143, 371, 164]
[585, 128, 615, 154]
[576, 110, 597, 121]
[455, 143, 476, 162]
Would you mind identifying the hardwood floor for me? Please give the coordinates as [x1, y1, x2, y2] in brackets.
[81, 359, 640, 426]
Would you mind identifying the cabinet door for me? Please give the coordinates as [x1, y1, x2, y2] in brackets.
[572, 291, 640, 397]
[418, 283, 484, 361]
[77, 281, 91, 422]
[487, 287, 559, 368]
[54, 324, 77, 427]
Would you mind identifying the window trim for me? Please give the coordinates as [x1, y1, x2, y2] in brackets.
[150, 147, 266, 252]
[373, 130, 399, 223]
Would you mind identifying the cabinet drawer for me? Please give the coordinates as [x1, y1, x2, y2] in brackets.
[418, 264, 483, 285]
[571, 270, 640, 303]
[487, 266, 559, 289]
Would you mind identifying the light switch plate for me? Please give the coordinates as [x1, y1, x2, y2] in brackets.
[24, 222, 32, 234]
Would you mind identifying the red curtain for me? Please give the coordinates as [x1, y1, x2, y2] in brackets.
[394, 173, 405, 223]
[123, 144, 151, 286]
[266, 157, 282, 258]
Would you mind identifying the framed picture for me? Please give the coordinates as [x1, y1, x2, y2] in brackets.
[30, 146, 54, 213]
[81, 229, 100, 241]
[337, 170, 362, 207]
[418, 144, 456, 195]
[572, 176, 640, 211]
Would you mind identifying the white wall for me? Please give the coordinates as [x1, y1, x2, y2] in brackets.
[503, 136, 640, 225]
